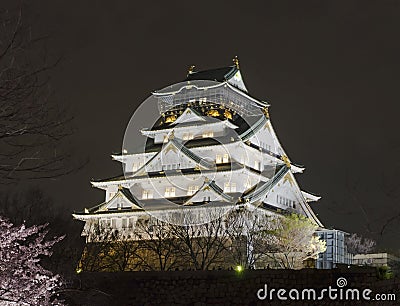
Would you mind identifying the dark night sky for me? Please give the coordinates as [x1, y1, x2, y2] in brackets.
[12, 1, 400, 248]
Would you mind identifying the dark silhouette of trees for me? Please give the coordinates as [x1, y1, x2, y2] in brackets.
[169, 213, 229, 270]
[77, 209, 328, 272]
[225, 207, 273, 269]
[134, 217, 179, 271]
[0, 3, 85, 293]
[346, 233, 376, 255]
[0, 6, 77, 183]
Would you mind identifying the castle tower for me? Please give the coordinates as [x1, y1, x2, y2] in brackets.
[73, 60, 322, 241]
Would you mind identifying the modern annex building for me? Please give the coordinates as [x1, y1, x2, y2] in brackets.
[73, 58, 349, 268]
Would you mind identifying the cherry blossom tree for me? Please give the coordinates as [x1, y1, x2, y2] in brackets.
[0, 216, 64, 305]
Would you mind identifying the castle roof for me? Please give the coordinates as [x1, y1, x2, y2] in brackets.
[185, 65, 238, 82]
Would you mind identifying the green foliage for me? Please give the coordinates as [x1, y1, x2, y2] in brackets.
[377, 265, 394, 280]
[263, 213, 326, 269]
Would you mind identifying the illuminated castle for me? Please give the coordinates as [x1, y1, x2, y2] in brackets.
[73, 58, 322, 242]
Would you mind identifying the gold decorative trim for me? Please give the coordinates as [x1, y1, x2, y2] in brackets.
[165, 115, 177, 123]
[224, 109, 232, 120]
[283, 173, 294, 186]
[188, 65, 195, 74]
[281, 155, 291, 168]
[262, 107, 270, 119]
[233, 55, 240, 69]
[207, 109, 219, 117]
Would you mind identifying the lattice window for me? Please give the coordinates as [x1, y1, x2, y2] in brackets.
[202, 131, 214, 138]
[224, 182, 236, 193]
[165, 187, 176, 197]
[142, 189, 153, 199]
[187, 185, 199, 196]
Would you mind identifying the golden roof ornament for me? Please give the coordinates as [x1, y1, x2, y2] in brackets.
[168, 130, 175, 140]
[165, 114, 177, 123]
[232, 56, 240, 69]
[224, 109, 232, 120]
[283, 173, 294, 186]
[206, 109, 219, 117]
[188, 65, 195, 74]
[281, 155, 291, 168]
[262, 107, 270, 119]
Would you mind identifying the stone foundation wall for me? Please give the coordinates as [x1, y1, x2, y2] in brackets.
[62, 266, 400, 305]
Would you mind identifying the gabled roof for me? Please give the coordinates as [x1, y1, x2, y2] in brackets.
[174, 107, 206, 124]
[184, 179, 234, 205]
[185, 66, 238, 82]
[73, 188, 143, 217]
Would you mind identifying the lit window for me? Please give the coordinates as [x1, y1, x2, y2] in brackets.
[224, 182, 236, 193]
[187, 185, 199, 196]
[216, 154, 222, 164]
[142, 190, 153, 199]
[224, 182, 229, 192]
[245, 178, 252, 189]
[122, 218, 127, 228]
[202, 131, 214, 138]
[222, 154, 229, 163]
[164, 164, 178, 171]
[165, 187, 176, 197]
[183, 133, 194, 140]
